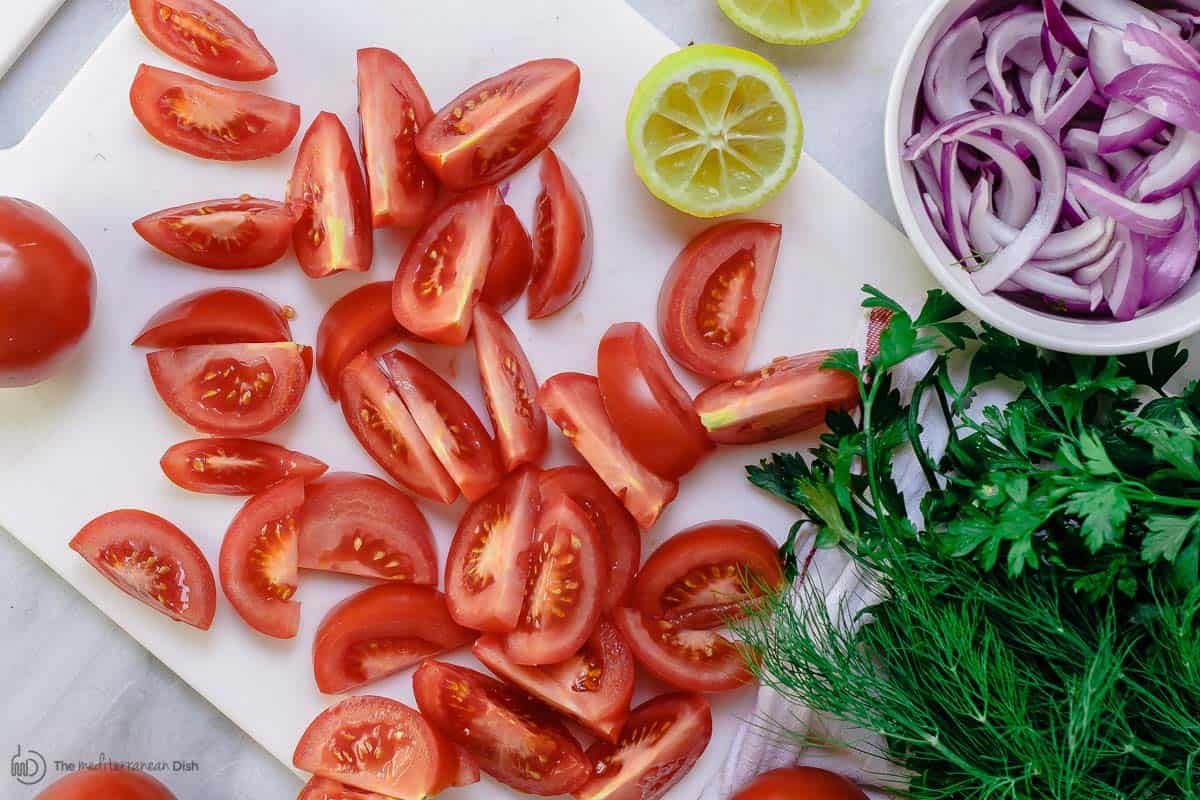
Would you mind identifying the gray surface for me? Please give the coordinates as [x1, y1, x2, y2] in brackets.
[0, 1, 925, 797]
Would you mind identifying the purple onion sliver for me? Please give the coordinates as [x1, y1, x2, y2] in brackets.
[1073, 239, 1124, 285]
[1138, 128, 1200, 201]
[1068, 167, 1186, 236]
[1104, 64, 1200, 133]
[1097, 99, 1167, 153]
[961, 133, 1038, 226]
[1105, 227, 1146, 321]
[1043, 0, 1087, 55]
[987, 13, 1047, 112]
[1122, 23, 1200, 73]
[924, 16, 985, 122]
[1142, 189, 1199, 304]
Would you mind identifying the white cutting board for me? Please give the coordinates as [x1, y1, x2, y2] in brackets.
[0, 0, 65, 79]
[0, 2, 932, 796]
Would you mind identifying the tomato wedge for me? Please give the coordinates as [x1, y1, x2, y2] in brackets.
[528, 149, 593, 319]
[298, 777, 391, 800]
[416, 59, 581, 190]
[358, 48, 437, 229]
[132, 197, 294, 270]
[70, 509, 216, 630]
[380, 349, 503, 502]
[572, 693, 713, 800]
[313, 584, 473, 694]
[338, 352, 458, 504]
[130, 65, 299, 161]
[413, 660, 591, 796]
[473, 302, 547, 471]
[481, 205, 533, 313]
[444, 467, 539, 633]
[287, 112, 374, 278]
[130, 0, 276, 82]
[694, 352, 861, 445]
[658, 221, 782, 381]
[160, 438, 327, 495]
[474, 618, 634, 742]
[317, 282, 404, 400]
[732, 768, 871, 800]
[219, 478, 303, 638]
[598, 321, 712, 479]
[297, 472, 436, 582]
[613, 608, 755, 693]
[634, 521, 784, 629]
[391, 185, 500, 345]
[539, 466, 640, 610]
[133, 288, 292, 347]
[36, 768, 177, 800]
[147, 342, 311, 436]
[294, 695, 477, 797]
[538, 372, 678, 531]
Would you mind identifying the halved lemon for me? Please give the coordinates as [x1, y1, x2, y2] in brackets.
[718, 0, 869, 46]
[626, 44, 803, 218]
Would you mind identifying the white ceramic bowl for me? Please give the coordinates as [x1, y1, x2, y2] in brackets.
[884, 0, 1200, 355]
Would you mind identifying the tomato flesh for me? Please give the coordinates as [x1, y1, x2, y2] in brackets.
[160, 438, 327, 495]
[416, 59, 581, 190]
[358, 48, 438, 229]
[70, 509, 216, 630]
[731, 767, 870, 800]
[538, 372, 678, 531]
[130, 64, 299, 161]
[481, 205, 533, 312]
[317, 282, 403, 400]
[658, 221, 782, 381]
[313, 584, 473, 694]
[219, 478, 304, 638]
[297, 777, 393, 800]
[132, 197, 294, 270]
[35, 768, 177, 800]
[130, 0, 276, 81]
[528, 149, 593, 319]
[413, 660, 591, 796]
[444, 467, 539, 633]
[613, 608, 755, 693]
[473, 302, 547, 471]
[133, 287, 292, 347]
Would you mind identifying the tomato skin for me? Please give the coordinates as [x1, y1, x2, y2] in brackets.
[613, 608, 756, 693]
[416, 59, 581, 190]
[316, 282, 402, 400]
[133, 288, 292, 347]
[357, 48, 437, 229]
[572, 693, 713, 800]
[312, 584, 472, 694]
[297, 472, 436, 582]
[132, 197, 294, 270]
[528, 150, 593, 319]
[160, 438, 326, 495]
[538, 372, 678, 531]
[474, 618, 635, 743]
[297, 777, 392, 800]
[70, 509, 216, 630]
[130, 0, 276, 81]
[0, 198, 95, 388]
[473, 302, 547, 471]
[35, 768, 176, 800]
[598, 322, 712, 479]
[129, 65, 300, 161]
[658, 221, 782, 381]
[413, 660, 592, 796]
[481, 205, 533, 312]
[732, 767, 870, 800]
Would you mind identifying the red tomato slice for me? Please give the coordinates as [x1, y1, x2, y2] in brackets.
[694, 352, 861, 445]
[133, 288, 292, 347]
[147, 342, 311, 436]
[481, 205, 533, 313]
[160, 438, 327, 495]
[297, 472, 436, 582]
[287, 112, 374, 278]
[294, 695, 476, 797]
[474, 618, 634, 742]
[538, 372, 678, 531]
[312, 584, 473, 694]
[634, 521, 783, 629]
[130, 0, 276, 82]
[658, 221, 782, 381]
[528, 150, 593, 319]
[473, 302, 547, 471]
[444, 467, 539, 633]
[35, 768, 177, 800]
[219, 478, 304, 638]
[338, 352, 458, 504]
[132, 197, 294, 270]
[732, 767, 871, 800]
[380, 349, 502, 502]
[413, 660, 591, 796]
[391, 185, 500, 344]
[612, 608, 755, 693]
[358, 48, 437, 229]
[416, 59, 581, 190]
[129, 65, 299, 161]
[70, 509, 216, 630]
[572, 693, 713, 800]
[598, 321, 712, 479]
[316, 282, 403, 400]
[539, 466, 640, 610]
[297, 777, 391, 800]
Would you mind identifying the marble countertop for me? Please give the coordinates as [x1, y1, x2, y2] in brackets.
[0, 1, 928, 797]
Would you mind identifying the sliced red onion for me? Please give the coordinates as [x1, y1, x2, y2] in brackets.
[1142, 188, 1199, 304]
[982, 210, 1114, 261]
[1068, 0, 1178, 35]
[903, 110, 991, 160]
[1105, 226, 1146, 320]
[1089, 25, 1134, 90]
[1073, 238, 1125, 284]
[1029, 63, 1054, 119]
[940, 142, 974, 261]
[1062, 185, 1090, 226]
[1097, 99, 1168, 153]
[1104, 64, 1200, 133]
[1043, 0, 1086, 55]
[988, 13, 1048, 112]
[1042, 70, 1097, 136]
[1063, 128, 1111, 173]
[1123, 23, 1200, 73]
[963, 133, 1037, 226]
[1068, 167, 1186, 236]
[1133, 128, 1200, 201]
[1010, 264, 1105, 307]
[968, 178, 1003, 253]
[1042, 23, 1063, 71]
[923, 192, 951, 243]
[1162, 8, 1200, 39]
[924, 17, 985, 121]
[1010, 38, 1049, 73]
[1034, 224, 1117, 272]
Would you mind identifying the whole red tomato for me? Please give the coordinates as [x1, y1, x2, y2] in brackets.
[35, 767, 176, 800]
[0, 198, 96, 387]
[732, 767, 869, 800]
